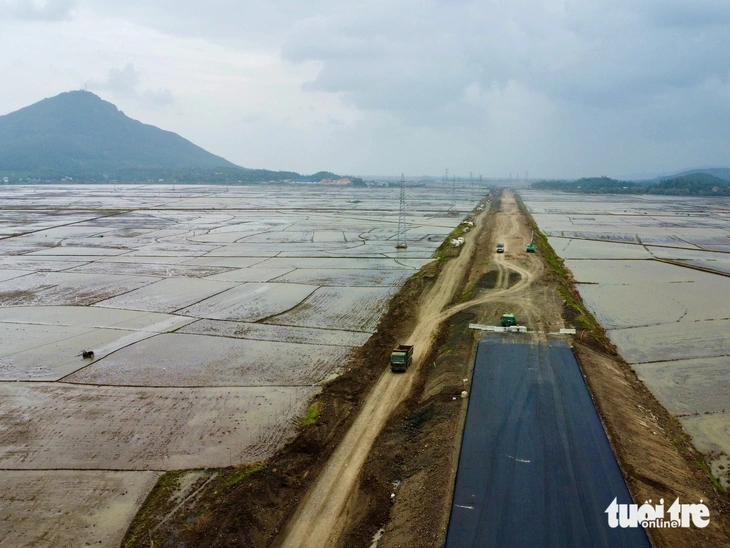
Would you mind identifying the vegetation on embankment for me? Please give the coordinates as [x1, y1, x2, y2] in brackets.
[433, 194, 499, 261]
[514, 194, 610, 345]
[301, 402, 320, 427]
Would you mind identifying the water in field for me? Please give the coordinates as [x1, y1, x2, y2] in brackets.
[0, 182, 479, 545]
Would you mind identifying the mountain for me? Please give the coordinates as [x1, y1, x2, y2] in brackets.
[0, 91, 298, 182]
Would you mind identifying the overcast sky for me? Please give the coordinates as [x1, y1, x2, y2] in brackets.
[2, 0, 730, 179]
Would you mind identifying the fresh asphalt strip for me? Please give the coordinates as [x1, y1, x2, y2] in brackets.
[445, 335, 650, 547]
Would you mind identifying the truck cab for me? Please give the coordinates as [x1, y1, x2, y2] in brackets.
[500, 313, 517, 327]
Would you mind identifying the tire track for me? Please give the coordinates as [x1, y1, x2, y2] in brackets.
[279, 191, 539, 548]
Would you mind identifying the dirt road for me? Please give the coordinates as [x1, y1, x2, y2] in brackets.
[280, 190, 543, 548]
[339, 189, 730, 548]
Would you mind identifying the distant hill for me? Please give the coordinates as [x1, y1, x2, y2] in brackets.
[661, 167, 730, 181]
[650, 173, 730, 195]
[0, 91, 299, 183]
[531, 177, 644, 194]
[532, 174, 730, 196]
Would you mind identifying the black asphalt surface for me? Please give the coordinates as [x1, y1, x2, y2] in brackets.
[445, 336, 650, 548]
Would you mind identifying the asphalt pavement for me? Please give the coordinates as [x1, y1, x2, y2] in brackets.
[445, 335, 650, 547]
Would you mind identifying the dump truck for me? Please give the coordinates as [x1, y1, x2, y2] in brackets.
[496, 243, 504, 253]
[390, 344, 413, 373]
[500, 313, 517, 327]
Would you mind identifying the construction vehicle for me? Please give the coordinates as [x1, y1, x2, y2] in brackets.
[496, 243, 504, 253]
[390, 344, 414, 373]
[500, 313, 517, 327]
[526, 231, 535, 253]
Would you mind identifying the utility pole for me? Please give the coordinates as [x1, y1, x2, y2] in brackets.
[396, 173, 407, 249]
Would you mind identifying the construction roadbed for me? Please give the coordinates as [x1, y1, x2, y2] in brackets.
[445, 336, 650, 547]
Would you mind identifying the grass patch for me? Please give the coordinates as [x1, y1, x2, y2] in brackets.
[121, 470, 190, 547]
[223, 463, 265, 488]
[302, 402, 320, 427]
[698, 460, 723, 491]
[460, 281, 477, 302]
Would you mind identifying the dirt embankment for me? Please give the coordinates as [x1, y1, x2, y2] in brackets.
[126, 189, 730, 547]
[338, 190, 564, 547]
[122, 199, 491, 548]
[341, 190, 730, 548]
[276, 198, 498, 548]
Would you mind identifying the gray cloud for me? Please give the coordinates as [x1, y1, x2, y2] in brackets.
[0, 0, 76, 21]
[270, 0, 730, 124]
[91, 0, 311, 46]
[4, 0, 730, 177]
[636, 0, 730, 29]
[87, 63, 175, 109]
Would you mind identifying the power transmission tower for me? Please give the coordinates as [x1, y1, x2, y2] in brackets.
[396, 173, 407, 249]
[451, 175, 456, 210]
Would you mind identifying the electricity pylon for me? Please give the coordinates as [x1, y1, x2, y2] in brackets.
[396, 173, 408, 249]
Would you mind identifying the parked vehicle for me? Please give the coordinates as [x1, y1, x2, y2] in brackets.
[496, 243, 504, 253]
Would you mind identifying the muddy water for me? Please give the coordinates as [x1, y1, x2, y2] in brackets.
[521, 190, 730, 488]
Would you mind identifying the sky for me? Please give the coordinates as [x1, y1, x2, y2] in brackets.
[1, 0, 730, 179]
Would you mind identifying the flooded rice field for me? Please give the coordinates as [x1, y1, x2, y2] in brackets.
[0, 470, 160, 548]
[521, 191, 730, 487]
[0, 183, 471, 545]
